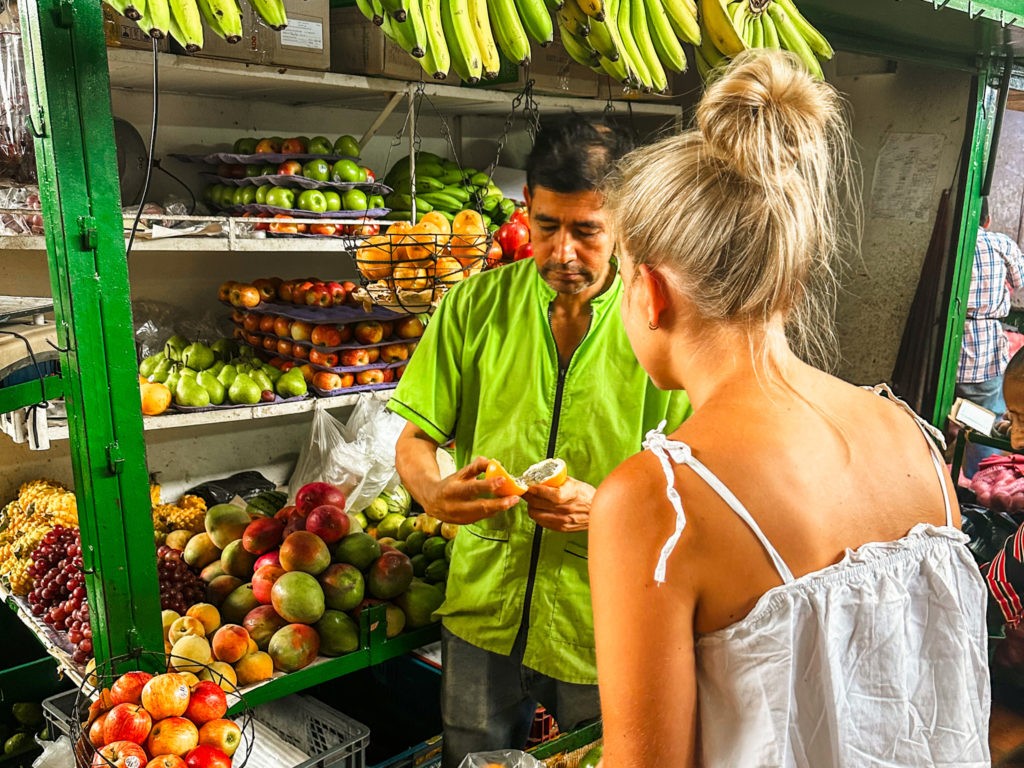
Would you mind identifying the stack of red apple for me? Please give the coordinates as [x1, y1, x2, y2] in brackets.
[493, 208, 532, 265]
[219, 278, 363, 311]
[85, 670, 243, 768]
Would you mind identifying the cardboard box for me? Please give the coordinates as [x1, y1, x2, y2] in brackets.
[261, 0, 331, 71]
[101, 3, 170, 53]
[463, 34, 601, 99]
[191, 2, 260, 64]
[330, 6, 426, 81]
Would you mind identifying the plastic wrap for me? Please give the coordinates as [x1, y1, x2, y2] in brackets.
[459, 751, 546, 768]
[0, 3, 35, 184]
[342, 394, 406, 512]
[0, 181, 41, 233]
[288, 404, 371, 506]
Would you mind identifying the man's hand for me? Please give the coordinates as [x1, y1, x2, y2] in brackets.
[423, 456, 520, 525]
[522, 477, 596, 532]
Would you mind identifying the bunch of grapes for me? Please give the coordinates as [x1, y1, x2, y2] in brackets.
[26, 526, 93, 664]
[157, 545, 205, 614]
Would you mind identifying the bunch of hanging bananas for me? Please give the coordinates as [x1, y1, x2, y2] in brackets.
[696, 0, 832, 80]
[106, 0, 287, 52]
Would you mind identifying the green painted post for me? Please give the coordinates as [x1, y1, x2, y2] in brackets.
[933, 63, 1000, 427]
[19, 1, 163, 671]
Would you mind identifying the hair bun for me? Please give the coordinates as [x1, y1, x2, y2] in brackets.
[696, 50, 840, 184]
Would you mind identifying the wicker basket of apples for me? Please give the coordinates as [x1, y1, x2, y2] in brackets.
[74, 650, 254, 768]
[353, 211, 490, 314]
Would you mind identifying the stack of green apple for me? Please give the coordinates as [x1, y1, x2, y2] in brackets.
[382, 152, 518, 230]
[140, 335, 308, 408]
[230, 134, 361, 159]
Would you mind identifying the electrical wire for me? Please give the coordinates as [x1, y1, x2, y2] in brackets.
[152, 160, 197, 214]
[125, 37, 160, 256]
[0, 329, 51, 406]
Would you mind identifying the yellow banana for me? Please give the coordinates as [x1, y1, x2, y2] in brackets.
[698, 0, 744, 57]
[169, 0, 203, 50]
[442, 0, 484, 80]
[617, 0, 651, 88]
[662, 0, 700, 44]
[466, 0, 501, 76]
[697, 22, 727, 67]
[248, 0, 288, 29]
[646, 0, 686, 72]
[562, 0, 592, 36]
[488, 0, 531, 64]
[514, 0, 555, 46]
[420, 0, 451, 76]
[630, 0, 666, 91]
[585, 17, 620, 61]
[768, 1, 822, 78]
[559, 22, 600, 66]
[776, 0, 832, 58]
[576, 0, 605, 20]
[760, 9, 779, 48]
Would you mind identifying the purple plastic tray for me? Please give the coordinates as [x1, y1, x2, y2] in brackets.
[312, 381, 399, 397]
[203, 173, 391, 194]
[170, 393, 310, 413]
[172, 151, 361, 166]
[237, 204, 390, 219]
[231, 324, 416, 353]
[234, 299, 406, 323]
[239, 338, 408, 375]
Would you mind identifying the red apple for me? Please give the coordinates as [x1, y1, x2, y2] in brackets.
[312, 371, 343, 391]
[305, 504, 351, 544]
[89, 711, 109, 748]
[292, 344, 310, 361]
[292, 280, 316, 305]
[141, 673, 191, 721]
[184, 681, 228, 725]
[218, 281, 236, 303]
[365, 347, 380, 364]
[231, 284, 262, 309]
[394, 316, 426, 339]
[339, 372, 355, 387]
[341, 281, 357, 295]
[251, 278, 278, 302]
[326, 281, 347, 306]
[276, 338, 294, 357]
[381, 368, 395, 383]
[277, 160, 303, 175]
[184, 744, 232, 768]
[244, 332, 262, 347]
[273, 315, 292, 337]
[149, 756, 188, 768]
[103, 703, 152, 746]
[258, 314, 276, 333]
[353, 320, 384, 344]
[281, 137, 307, 154]
[290, 320, 313, 342]
[262, 335, 278, 351]
[146, 716, 198, 758]
[339, 348, 370, 367]
[305, 285, 333, 308]
[380, 321, 394, 337]
[198, 719, 242, 758]
[110, 671, 154, 706]
[255, 137, 282, 153]
[93, 740, 149, 768]
[278, 280, 296, 303]
[254, 549, 282, 570]
[379, 342, 409, 363]
[242, 312, 262, 332]
[311, 325, 342, 347]
[230, 308, 246, 325]
[295, 482, 347, 515]
[356, 368, 386, 385]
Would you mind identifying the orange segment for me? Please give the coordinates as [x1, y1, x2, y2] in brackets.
[485, 460, 528, 497]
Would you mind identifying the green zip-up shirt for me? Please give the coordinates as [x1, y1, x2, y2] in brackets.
[388, 259, 691, 684]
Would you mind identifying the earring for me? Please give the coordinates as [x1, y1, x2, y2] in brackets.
[648, 321, 659, 331]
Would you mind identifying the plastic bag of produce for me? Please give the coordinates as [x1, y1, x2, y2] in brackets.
[458, 750, 545, 768]
[342, 395, 406, 513]
[289, 403, 371, 506]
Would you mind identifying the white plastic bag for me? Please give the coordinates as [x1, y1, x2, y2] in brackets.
[288, 403, 370, 507]
[343, 395, 408, 513]
[458, 750, 545, 768]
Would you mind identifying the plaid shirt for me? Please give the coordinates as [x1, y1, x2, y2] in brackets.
[958, 228, 1024, 383]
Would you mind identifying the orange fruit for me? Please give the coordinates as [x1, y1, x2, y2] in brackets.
[357, 235, 394, 281]
[449, 210, 488, 267]
[392, 265, 430, 291]
[521, 458, 567, 488]
[485, 460, 528, 497]
[140, 381, 172, 416]
[433, 256, 464, 285]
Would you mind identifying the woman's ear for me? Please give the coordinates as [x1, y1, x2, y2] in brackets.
[638, 264, 669, 329]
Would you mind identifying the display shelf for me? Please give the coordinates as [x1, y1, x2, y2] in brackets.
[45, 389, 393, 440]
[105, 48, 684, 119]
[1, 233, 360, 253]
[0, 586, 88, 691]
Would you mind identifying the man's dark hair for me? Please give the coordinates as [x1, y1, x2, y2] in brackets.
[525, 116, 635, 194]
[981, 197, 990, 225]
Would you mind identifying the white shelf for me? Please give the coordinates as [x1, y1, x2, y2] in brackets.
[0, 233, 359, 253]
[106, 48, 683, 119]
[47, 389, 392, 440]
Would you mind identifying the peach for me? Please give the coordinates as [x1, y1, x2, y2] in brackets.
[198, 661, 237, 693]
[234, 651, 274, 686]
[168, 615, 206, 643]
[186, 603, 221, 636]
[211, 624, 250, 664]
[170, 635, 213, 674]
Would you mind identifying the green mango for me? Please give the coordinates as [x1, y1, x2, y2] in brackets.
[228, 373, 262, 405]
[251, 369, 274, 393]
[197, 371, 226, 405]
[262, 364, 283, 383]
[182, 342, 215, 371]
[175, 375, 211, 408]
[164, 334, 190, 362]
[211, 337, 237, 362]
[216, 364, 238, 387]
[138, 351, 165, 378]
[275, 368, 307, 398]
[150, 357, 174, 383]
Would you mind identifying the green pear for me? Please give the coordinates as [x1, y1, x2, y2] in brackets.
[176, 375, 211, 408]
[251, 369, 274, 393]
[211, 338, 237, 362]
[150, 357, 174, 383]
[182, 342, 215, 371]
[164, 369, 181, 394]
[197, 371, 226, 405]
[208, 360, 226, 377]
[236, 362, 253, 375]
[238, 345, 255, 360]
[138, 351, 165, 379]
[164, 334, 190, 362]
[228, 373, 262, 405]
[216, 364, 238, 387]
[179, 368, 198, 379]
[276, 368, 308, 398]
[262, 364, 283, 383]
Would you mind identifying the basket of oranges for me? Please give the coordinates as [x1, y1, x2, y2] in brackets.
[352, 209, 490, 314]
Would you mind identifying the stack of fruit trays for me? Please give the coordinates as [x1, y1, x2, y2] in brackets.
[223, 278, 425, 397]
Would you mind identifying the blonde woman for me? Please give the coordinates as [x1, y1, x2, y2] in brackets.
[590, 51, 991, 767]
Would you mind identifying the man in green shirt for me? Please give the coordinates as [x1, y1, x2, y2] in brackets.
[388, 117, 690, 766]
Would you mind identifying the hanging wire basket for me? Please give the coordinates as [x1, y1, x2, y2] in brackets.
[70, 649, 255, 768]
[351, 222, 491, 314]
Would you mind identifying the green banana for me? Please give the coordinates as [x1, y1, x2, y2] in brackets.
[420, 0, 451, 77]
[138, 0, 171, 37]
[469, 171, 492, 186]
[441, 185, 472, 202]
[768, 2, 822, 78]
[388, 210, 415, 221]
[630, 0, 666, 91]
[248, 0, 288, 29]
[776, 0, 832, 59]
[616, 0, 650, 87]
[403, 0, 429, 58]
[747, 10, 763, 47]
[467, 0, 502, 76]
[760, 9, 780, 48]
[488, 0, 531, 64]
[369, 0, 387, 23]
[693, 45, 712, 80]
[380, 0, 409, 21]
[646, 0, 685, 72]
[543, 0, 565, 10]
[356, 0, 383, 25]
[662, 0, 699, 44]
[559, 24, 600, 67]
[382, 13, 419, 55]
[109, 0, 145, 20]
[388, 193, 435, 212]
[514, 0, 554, 46]
[441, 0, 483, 81]
[584, 17, 620, 61]
[169, 0, 203, 50]
[419, 191, 465, 211]
[600, 0, 635, 84]
[436, 170, 464, 185]
[197, 0, 242, 42]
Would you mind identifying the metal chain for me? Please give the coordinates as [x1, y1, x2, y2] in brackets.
[415, 83, 465, 175]
[381, 93, 415, 183]
[485, 73, 541, 178]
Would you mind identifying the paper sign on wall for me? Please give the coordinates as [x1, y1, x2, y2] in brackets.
[280, 19, 323, 50]
[869, 132, 943, 223]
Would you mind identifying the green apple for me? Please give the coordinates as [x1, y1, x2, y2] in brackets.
[333, 135, 361, 158]
[265, 187, 296, 209]
[297, 189, 328, 213]
[308, 136, 333, 155]
[260, 163, 278, 176]
[233, 137, 258, 154]
[236, 186, 258, 206]
[323, 190, 342, 212]
[255, 185, 271, 205]
[244, 164, 263, 177]
[368, 194, 385, 210]
[303, 159, 331, 182]
[342, 189, 368, 211]
[355, 165, 368, 183]
[230, 187, 248, 206]
[331, 159, 361, 183]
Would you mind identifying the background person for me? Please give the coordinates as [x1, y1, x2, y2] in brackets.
[590, 50, 990, 767]
[387, 117, 690, 767]
[956, 196, 1024, 476]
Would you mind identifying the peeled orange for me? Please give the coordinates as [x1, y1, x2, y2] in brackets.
[521, 458, 568, 488]
[485, 460, 529, 497]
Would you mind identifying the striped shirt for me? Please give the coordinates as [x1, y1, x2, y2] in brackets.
[985, 524, 1024, 629]
[958, 228, 1024, 383]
